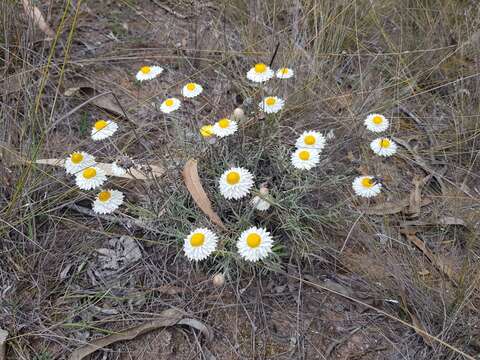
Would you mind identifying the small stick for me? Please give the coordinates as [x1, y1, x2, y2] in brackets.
[269, 42, 280, 67]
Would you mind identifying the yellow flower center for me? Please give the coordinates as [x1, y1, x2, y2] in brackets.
[165, 99, 174, 107]
[200, 125, 214, 137]
[265, 97, 276, 106]
[254, 63, 267, 73]
[380, 138, 391, 148]
[98, 190, 111, 202]
[246, 233, 261, 248]
[83, 167, 96, 179]
[372, 115, 383, 125]
[280, 68, 289, 75]
[226, 171, 240, 185]
[218, 118, 230, 129]
[186, 83, 196, 91]
[361, 177, 374, 188]
[190, 233, 205, 247]
[140, 66, 151, 74]
[299, 150, 310, 161]
[304, 135, 316, 145]
[94, 120, 108, 130]
[71, 152, 83, 164]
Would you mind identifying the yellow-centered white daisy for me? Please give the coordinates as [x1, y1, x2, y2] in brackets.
[135, 65, 163, 81]
[246, 63, 274, 83]
[65, 151, 96, 175]
[259, 96, 284, 114]
[364, 114, 389, 133]
[183, 228, 218, 261]
[92, 189, 124, 214]
[110, 162, 127, 176]
[370, 137, 397, 157]
[276, 67, 294, 79]
[160, 97, 181, 113]
[212, 118, 238, 138]
[91, 119, 118, 141]
[75, 166, 107, 190]
[219, 167, 254, 200]
[352, 176, 382, 198]
[295, 131, 326, 151]
[181, 82, 203, 98]
[237, 226, 273, 262]
[291, 148, 320, 170]
[200, 124, 214, 138]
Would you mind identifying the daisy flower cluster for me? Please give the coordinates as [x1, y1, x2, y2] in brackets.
[291, 131, 326, 170]
[180, 62, 298, 263]
[65, 116, 126, 213]
[64, 103, 127, 213]
[183, 226, 274, 263]
[352, 113, 397, 198]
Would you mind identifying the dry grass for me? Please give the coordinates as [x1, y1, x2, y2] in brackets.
[1, 0, 480, 359]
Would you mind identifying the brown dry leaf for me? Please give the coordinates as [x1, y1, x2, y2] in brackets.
[0, 328, 7, 360]
[64, 83, 124, 116]
[69, 308, 212, 360]
[399, 289, 433, 347]
[400, 228, 457, 283]
[21, 0, 55, 39]
[361, 197, 432, 215]
[90, 93, 124, 116]
[31, 159, 164, 180]
[182, 159, 226, 229]
[409, 175, 432, 218]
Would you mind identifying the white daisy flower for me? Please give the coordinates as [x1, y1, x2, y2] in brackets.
[160, 97, 181, 113]
[219, 167, 254, 200]
[181, 82, 203, 98]
[65, 151, 96, 175]
[364, 114, 389, 133]
[92, 189, 124, 214]
[370, 137, 397, 157]
[291, 148, 320, 170]
[276, 67, 294, 79]
[352, 176, 382, 198]
[91, 119, 118, 141]
[295, 131, 326, 151]
[237, 226, 273, 262]
[183, 228, 218, 261]
[75, 166, 107, 190]
[110, 162, 127, 176]
[135, 65, 163, 82]
[259, 96, 284, 114]
[212, 118, 238, 138]
[246, 63, 274, 83]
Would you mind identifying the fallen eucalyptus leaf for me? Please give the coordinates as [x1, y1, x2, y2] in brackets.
[63, 83, 124, 116]
[21, 0, 55, 39]
[409, 175, 432, 218]
[182, 159, 226, 229]
[69, 308, 211, 360]
[400, 228, 457, 283]
[361, 197, 431, 215]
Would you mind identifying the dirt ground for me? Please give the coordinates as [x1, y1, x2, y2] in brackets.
[1, 0, 480, 359]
